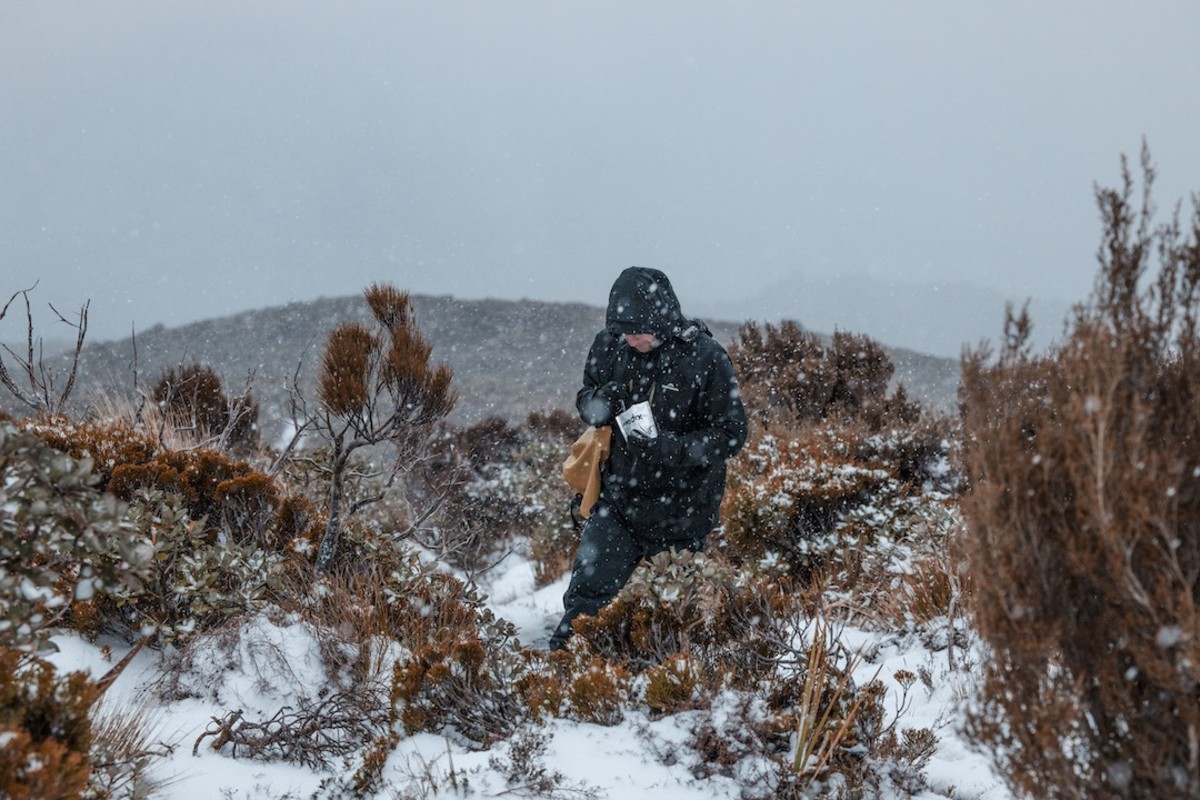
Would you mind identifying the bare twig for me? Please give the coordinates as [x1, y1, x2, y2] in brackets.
[192, 683, 389, 768]
[269, 351, 315, 476]
[0, 285, 89, 414]
[48, 299, 88, 409]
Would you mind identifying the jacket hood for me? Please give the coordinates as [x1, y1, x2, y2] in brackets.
[605, 267, 687, 339]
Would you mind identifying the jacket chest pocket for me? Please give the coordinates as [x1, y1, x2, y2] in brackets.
[653, 381, 697, 430]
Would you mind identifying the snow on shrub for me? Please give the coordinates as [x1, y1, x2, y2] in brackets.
[722, 429, 947, 582]
[423, 415, 577, 581]
[0, 423, 152, 653]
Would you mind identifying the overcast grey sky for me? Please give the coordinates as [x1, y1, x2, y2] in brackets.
[3, 1, 1199, 351]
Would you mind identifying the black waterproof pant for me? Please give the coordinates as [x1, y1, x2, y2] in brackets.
[548, 505, 703, 650]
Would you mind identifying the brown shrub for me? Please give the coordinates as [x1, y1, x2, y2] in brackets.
[272, 494, 323, 552]
[363, 281, 411, 332]
[871, 551, 958, 632]
[524, 408, 583, 446]
[22, 416, 157, 489]
[421, 416, 577, 579]
[215, 472, 280, 547]
[33, 417, 265, 540]
[959, 147, 1200, 798]
[721, 430, 896, 576]
[565, 656, 628, 726]
[108, 461, 188, 502]
[17, 416, 310, 642]
[311, 284, 457, 572]
[153, 362, 259, 453]
[444, 415, 524, 473]
[643, 653, 704, 715]
[728, 322, 921, 435]
[391, 637, 521, 747]
[318, 322, 376, 418]
[0, 649, 97, 799]
[571, 550, 796, 681]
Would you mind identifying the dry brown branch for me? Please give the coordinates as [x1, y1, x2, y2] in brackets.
[192, 684, 389, 768]
[0, 284, 89, 414]
[94, 636, 151, 698]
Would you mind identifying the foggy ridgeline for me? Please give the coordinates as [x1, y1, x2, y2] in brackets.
[20, 293, 961, 440]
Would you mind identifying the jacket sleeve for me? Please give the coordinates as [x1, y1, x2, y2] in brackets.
[645, 347, 747, 469]
[576, 333, 618, 426]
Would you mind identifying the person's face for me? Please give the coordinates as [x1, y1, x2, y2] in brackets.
[624, 333, 657, 353]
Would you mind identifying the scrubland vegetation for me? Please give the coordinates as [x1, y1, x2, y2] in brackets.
[2, 149, 1199, 798]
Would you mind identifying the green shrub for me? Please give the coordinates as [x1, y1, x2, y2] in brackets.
[0, 423, 151, 652]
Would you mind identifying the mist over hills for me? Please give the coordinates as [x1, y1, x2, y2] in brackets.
[18, 294, 961, 442]
[697, 273, 1074, 359]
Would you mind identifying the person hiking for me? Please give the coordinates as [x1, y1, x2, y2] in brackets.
[549, 266, 747, 650]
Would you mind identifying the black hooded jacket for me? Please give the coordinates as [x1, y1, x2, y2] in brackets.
[577, 267, 748, 542]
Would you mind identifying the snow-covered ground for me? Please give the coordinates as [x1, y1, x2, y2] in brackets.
[47, 552, 1010, 799]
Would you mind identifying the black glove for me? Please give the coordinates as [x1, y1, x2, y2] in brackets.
[598, 381, 627, 408]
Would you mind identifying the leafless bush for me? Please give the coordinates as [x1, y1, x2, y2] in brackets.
[486, 726, 604, 799]
[959, 145, 1200, 798]
[0, 284, 89, 416]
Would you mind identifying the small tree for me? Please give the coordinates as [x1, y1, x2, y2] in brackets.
[959, 145, 1200, 798]
[311, 284, 456, 572]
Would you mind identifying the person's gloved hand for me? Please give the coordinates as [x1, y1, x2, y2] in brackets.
[598, 381, 626, 404]
[581, 381, 627, 425]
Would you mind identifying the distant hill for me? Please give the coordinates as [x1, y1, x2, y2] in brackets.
[696, 272, 1073, 360]
[13, 294, 961, 442]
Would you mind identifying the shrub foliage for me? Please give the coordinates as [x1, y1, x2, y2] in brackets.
[959, 148, 1200, 798]
[727, 323, 921, 434]
[0, 423, 152, 652]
